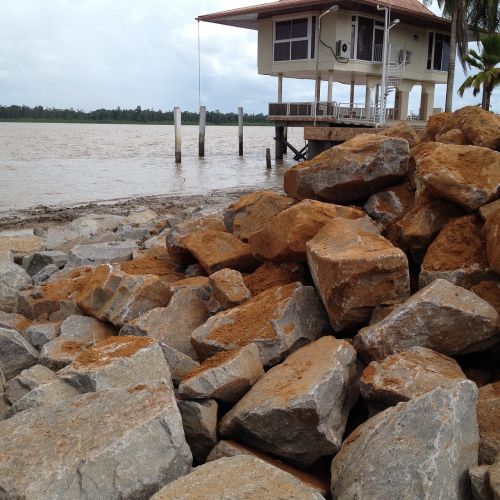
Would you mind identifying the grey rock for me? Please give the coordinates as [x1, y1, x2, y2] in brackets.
[0, 249, 14, 263]
[24, 322, 61, 350]
[161, 344, 200, 386]
[470, 465, 493, 500]
[32, 263, 60, 285]
[39, 337, 88, 370]
[58, 336, 171, 393]
[115, 224, 151, 242]
[192, 283, 330, 368]
[0, 382, 192, 499]
[59, 314, 116, 344]
[5, 364, 58, 404]
[0, 327, 39, 380]
[143, 234, 167, 250]
[177, 398, 217, 463]
[150, 456, 323, 500]
[120, 288, 209, 360]
[4, 379, 79, 419]
[477, 382, 500, 465]
[490, 458, 500, 500]
[0, 262, 31, 313]
[178, 344, 264, 402]
[67, 240, 136, 267]
[22, 251, 67, 276]
[68, 213, 125, 237]
[331, 380, 479, 500]
[354, 279, 499, 361]
[220, 336, 360, 467]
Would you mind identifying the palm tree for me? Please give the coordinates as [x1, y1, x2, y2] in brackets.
[458, 33, 500, 110]
[468, 0, 500, 35]
[423, 0, 470, 112]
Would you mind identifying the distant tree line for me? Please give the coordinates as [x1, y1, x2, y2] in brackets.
[0, 105, 269, 125]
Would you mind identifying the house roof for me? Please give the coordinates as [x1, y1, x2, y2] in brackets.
[197, 0, 451, 31]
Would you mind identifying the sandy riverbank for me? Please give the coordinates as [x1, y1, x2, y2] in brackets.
[0, 187, 281, 231]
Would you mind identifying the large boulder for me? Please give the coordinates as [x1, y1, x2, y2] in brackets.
[151, 456, 323, 500]
[224, 191, 295, 241]
[209, 268, 251, 309]
[58, 336, 171, 393]
[76, 265, 172, 327]
[420, 215, 493, 289]
[0, 327, 39, 381]
[284, 134, 409, 203]
[59, 314, 116, 344]
[491, 458, 500, 499]
[0, 262, 31, 313]
[67, 241, 137, 267]
[24, 322, 60, 350]
[363, 181, 415, 225]
[177, 399, 218, 463]
[181, 230, 257, 274]
[118, 251, 184, 283]
[248, 199, 364, 262]
[414, 142, 500, 211]
[39, 338, 89, 370]
[477, 381, 500, 465]
[178, 344, 264, 402]
[0, 235, 44, 259]
[120, 287, 209, 361]
[191, 282, 329, 367]
[331, 380, 479, 499]
[243, 261, 305, 296]
[306, 217, 410, 331]
[360, 347, 466, 408]
[354, 279, 499, 361]
[5, 364, 58, 404]
[219, 337, 360, 468]
[484, 208, 500, 274]
[22, 251, 67, 277]
[0, 382, 192, 498]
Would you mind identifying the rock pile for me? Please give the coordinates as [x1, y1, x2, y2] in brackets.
[0, 105, 499, 499]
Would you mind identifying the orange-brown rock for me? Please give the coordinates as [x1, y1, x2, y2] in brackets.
[15, 267, 92, 320]
[209, 268, 251, 309]
[395, 200, 463, 261]
[77, 265, 172, 326]
[378, 122, 421, 148]
[420, 215, 494, 288]
[243, 262, 305, 296]
[471, 281, 500, 316]
[425, 111, 452, 141]
[306, 218, 410, 332]
[284, 134, 409, 203]
[181, 230, 257, 274]
[438, 106, 500, 150]
[360, 347, 466, 408]
[248, 199, 365, 262]
[119, 251, 184, 282]
[414, 142, 500, 211]
[224, 191, 295, 242]
[477, 381, 500, 464]
[363, 182, 415, 225]
[165, 215, 227, 265]
[435, 128, 471, 145]
[191, 282, 329, 367]
[484, 207, 500, 274]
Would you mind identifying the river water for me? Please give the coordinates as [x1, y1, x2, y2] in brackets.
[0, 122, 304, 213]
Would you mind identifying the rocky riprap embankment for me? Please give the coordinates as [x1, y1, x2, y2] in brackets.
[0, 105, 499, 499]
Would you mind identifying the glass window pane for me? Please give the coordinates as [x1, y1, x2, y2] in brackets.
[427, 32, 433, 69]
[291, 40, 308, 59]
[433, 33, 443, 70]
[351, 24, 356, 58]
[276, 21, 291, 40]
[291, 18, 308, 38]
[274, 41, 290, 61]
[374, 28, 384, 61]
[442, 35, 450, 71]
[357, 17, 374, 61]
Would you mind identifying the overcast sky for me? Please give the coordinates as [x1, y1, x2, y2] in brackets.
[0, 0, 494, 114]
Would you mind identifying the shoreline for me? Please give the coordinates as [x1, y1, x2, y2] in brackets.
[0, 187, 281, 231]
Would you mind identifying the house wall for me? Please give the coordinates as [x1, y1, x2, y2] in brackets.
[257, 9, 448, 87]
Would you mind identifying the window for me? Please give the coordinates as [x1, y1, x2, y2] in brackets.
[427, 32, 451, 71]
[273, 17, 313, 62]
[351, 16, 386, 62]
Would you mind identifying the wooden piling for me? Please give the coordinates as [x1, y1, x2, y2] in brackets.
[275, 126, 284, 160]
[238, 107, 244, 156]
[283, 126, 288, 155]
[174, 107, 182, 163]
[199, 106, 206, 158]
[266, 148, 271, 169]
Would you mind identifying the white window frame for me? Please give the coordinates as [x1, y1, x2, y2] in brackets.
[350, 14, 386, 62]
[427, 31, 450, 72]
[273, 14, 314, 62]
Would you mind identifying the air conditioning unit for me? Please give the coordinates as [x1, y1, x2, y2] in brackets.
[336, 40, 351, 58]
[399, 49, 412, 64]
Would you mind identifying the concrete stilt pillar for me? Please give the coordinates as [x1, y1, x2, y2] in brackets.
[419, 83, 436, 121]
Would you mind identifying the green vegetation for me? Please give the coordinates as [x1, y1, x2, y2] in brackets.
[459, 33, 500, 111]
[0, 105, 270, 125]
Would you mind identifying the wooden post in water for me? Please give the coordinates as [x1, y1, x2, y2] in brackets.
[275, 126, 284, 160]
[283, 126, 288, 155]
[266, 148, 271, 169]
[199, 106, 206, 158]
[174, 107, 182, 163]
[238, 107, 244, 156]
